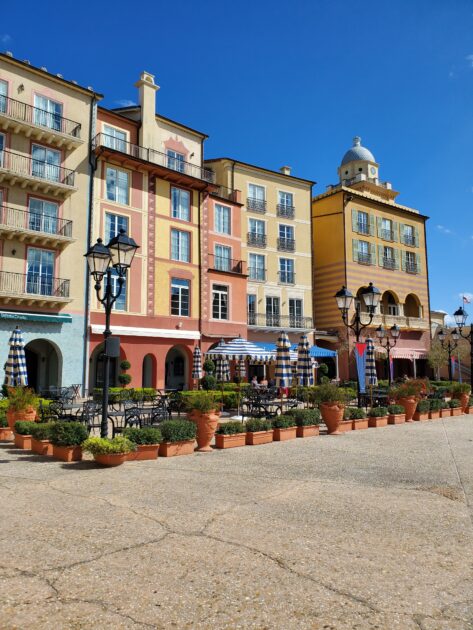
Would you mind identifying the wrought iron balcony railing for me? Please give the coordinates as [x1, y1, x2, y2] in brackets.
[381, 228, 394, 241]
[382, 257, 396, 270]
[247, 232, 267, 247]
[212, 185, 241, 202]
[0, 94, 81, 138]
[248, 312, 313, 329]
[357, 252, 373, 265]
[0, 205, 72, 237]
[402, 234, 417, 247]
[357, 221, 370, 235]
[0, 148, 75, 186]
[0, 271, 70, 298]
[277, 237, 295, 252]
[93, 133, 215, 183]
[278, 270, 295, 284]
[248, 267, 266, 282]
[208, 254, 246, 275]
[246, 197, 266, 213]
[276, 204, 295, 219]
[405, 262, 419, 274]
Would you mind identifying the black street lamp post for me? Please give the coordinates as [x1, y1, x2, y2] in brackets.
[453, 305, 472, 385]
[85, 230, 139, 438]
[334, 282, 381, 405]
[375, 324, 400, 385]
[437, 327, 460, 382]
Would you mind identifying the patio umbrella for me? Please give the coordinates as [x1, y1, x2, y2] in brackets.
[275, 331, 292, 389]
[4, 326, 28, 387]
[236, 358, 246, 379]
[191, 346, 203, 387]
[214, 356, 230, 382]
[296, 334, 313, 387]
[366, 337, 378, 407]
[207, 336, 273, 362]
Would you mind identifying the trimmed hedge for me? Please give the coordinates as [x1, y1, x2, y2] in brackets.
[272, 415, 296, 429]
[287, 408, 321, 425]
[123, 427, 162, 445]
[429, 399, 442, 411]
[388, 404, 405, 415]
[416, 400, 430, 413]
[246, 418, 272, 432]
[82, 436, 135, 455]
[30, 422, 56, 440]
[50, 422, 88, 447]
[160, 420, 196, 443]
[215, 421, 245, 435]
[368, 407, 388, 417]
[450, 399, 461, 409]
[344, 406, 367, 420]
[14, 421, 37, 435]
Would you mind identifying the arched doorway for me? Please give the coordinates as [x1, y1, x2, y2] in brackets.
[165, 346, 188, 390]
[142, 354, 156, 388]
[25, 339, 61, 393]
[90, 344, 118, 391]
[404, 293, 421, 318]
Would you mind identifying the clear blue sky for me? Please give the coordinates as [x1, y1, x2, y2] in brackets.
[3, 0, 472, 323]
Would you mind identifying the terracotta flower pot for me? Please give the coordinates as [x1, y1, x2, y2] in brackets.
[388, 413, 405, 425]
[368, 416, 388, 428]
[338, 419, 352, 433]
[31, 438, 53, 456]
[451, 407, 462, 417]
[459, 393, 470, 413]
[0, 427, 13, 441]
[52, 445, 82, 462]
[94, 453, 127, 466]
[188, 409, 220, 452]
[352, 418, 368, 430]
[215, 433, 246, 449]
[320, 403, 344, 435]
[245, 430, 273, 445]
[296, 425, 319, 438]
[7, 407, 37, 430]
[158, 439, 195, 457]
[127, 444, 159, 461]
[428, 411, 440, 420]
[465, 406, 471, 414]
[440, 408, 451, 418]
[273, 427, 297, 441]
[14, 433, 32, 449]
[413, 412, 429, 422]
[398, 397, 417, 422]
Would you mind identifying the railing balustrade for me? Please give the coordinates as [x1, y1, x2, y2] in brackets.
[0, 271, 70, 298]
[0, 205, 72, 237]
[0, 148, 75, 186]
[0, 94, 81, 138]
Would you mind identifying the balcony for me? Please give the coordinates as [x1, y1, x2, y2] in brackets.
[93, 133, 215, 186]
[406, 262, 419, 274]
[278, 271, 295, 285]
[357, 313, 428, 330]
[276, 204, 295, 219]
[381, 228, 394, 241]
[248, 312, 313, 331]
[0, 95, 83, 149]
[357, 252, 373, 265]
[0, 271, 71, 306]
[248, 267, 266, 282]
[0, 205, 73, 247]
[247, 232, 267, 248]
[0, 148, 76, 196]
[208, 254, 246, 276]
[382, 257, 397, 270]
[277, 237, 295, 252]
[356, 221, 370, 235]
[246, 197, 266, 213]
[212, 185, 241, 202]
[402, 234, 417, 247]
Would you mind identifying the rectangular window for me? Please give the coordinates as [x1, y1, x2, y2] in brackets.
[103, 125, 127, 152]
[289, 298, 303, 327]
[26, 247, 54, 296]
[405, 251, 418, 273]
[167, 149, 185, 173]
[247, 184, 266, 212]
[248, 253, 265, 281]
[403, 224, 415, 246]
[105, 212, 129, 243]
[358, 240, 370, 264]
[28, 198, 58, 234]
[171, 229, 190, 262]
[279, 225, 294, 240]
[383, 245, 395, 269]
[358, 211, 369, 234]
[214, 244, 231, 271]
[278, 191, 293, 207]
[34, 94, 63, 131]
[106, 166, 129, 205]
[171, 278, 190, 316]
[32, 145, 60, 182]
[171, 187, 190, 221]
[247, 294, 256, 325]
[266, 296, 280, 327]
[212, 284, 228, 320]
[279, 258, 295, 284]
[248, 183, 265, 200]
[0, 132, 3, 166]
[381, 217, 393, 241]
[248, 218, 266, 246]
[0, 80, 7, 114]
[105, 269, 126, 311]
[214, 203, 231, 234]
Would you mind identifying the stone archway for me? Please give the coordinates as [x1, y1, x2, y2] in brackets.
[25, 338, 61, 393]
[142, 354, 156, 388]
[165, 346, 189, 390]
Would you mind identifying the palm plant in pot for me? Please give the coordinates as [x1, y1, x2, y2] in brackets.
[215, 421, 246, 449]
[389, 381, 423, 422]
[123, 427, 162, 460]
[82, 436, 135, 467]
[450, 383, 471, 413]
[6, 387, 38, 429]
[50, 422, 88, 462]
[315, 384, 348, 435]
[287, 408, 321, 437]
[185, 392, 221, 452]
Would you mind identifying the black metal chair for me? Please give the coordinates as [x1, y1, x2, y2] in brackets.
[77, 401, 102, 434]
[111, 406, 142, 437]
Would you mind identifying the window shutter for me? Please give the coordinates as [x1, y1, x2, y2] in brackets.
[401, 250, 406, 271]
[416, 253, 421, 274]
[399, 223, 405, 244]
[369, 214, 375, 236]
[394, 248, 399, 270]
[370, 242, 376, 264]
[377, 216, 382, 237]
[352, 239, 359, 261]
[378, 244, 383, 266]
[392, 221, 398, 242]
[414, 226, 419, 247]
[352, 209, 358, 232]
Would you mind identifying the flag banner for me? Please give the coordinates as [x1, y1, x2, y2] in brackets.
[354, 343, 367, 393]
[463, 295, 471, 304]
[389, 356, 394, 383]
[451, 356, 456, 378]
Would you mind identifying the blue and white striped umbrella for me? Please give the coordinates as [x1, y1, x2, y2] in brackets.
[365, 337, 378, 387]
[275, 331, 292, 388]
[236, 358, 246, 378]
[5, 327, 28, 387]
[214, 356, 230, 382]
[191, 346, 203, 380]
[207, 336, 273, 362]
[297, 334, 313, 386]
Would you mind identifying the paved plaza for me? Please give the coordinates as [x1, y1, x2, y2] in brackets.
[1, 417, 473, 629]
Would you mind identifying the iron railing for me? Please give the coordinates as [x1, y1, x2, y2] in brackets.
[0, 205, 72, 237]
[406, 262, 419, 274]
[246, 197, 266, 213]
[208, 254, 246, 274]
[212, 185, 240, 202]
[248, 313, 313, 329]
[0, 94, 81, 138]
[0, 271, 70, 298]
[248, 267, 266, 282]
[93, 133, 215, 183]
[277, 237, 295, 252]
[402, 234, 417, 247]
[357, 252, 372, 265]
[357, 221, 370, 235]
[0, 148, 75, 186]
[247, 232, 267, 247]
[278, 270, 295, 284]
[382, 257, 396, 270]
[381, 228, 394, 241]
[276, 204, 295, 219]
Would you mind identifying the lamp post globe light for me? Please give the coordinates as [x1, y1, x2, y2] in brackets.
[452, 304, 472, 386]
[375, 323, 400, 385]
[85, 230, 139, 438]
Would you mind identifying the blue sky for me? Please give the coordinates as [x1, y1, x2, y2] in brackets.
[2, 0, 472, 322]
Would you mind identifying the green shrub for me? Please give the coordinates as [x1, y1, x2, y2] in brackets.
[245, 418, 272, 432]
[450, 383, 471, 396]
[316, 384, 348, 404]
[14, 420, 37, 435]
[92, 388, 156, 403]
[416, 400, 430, 413]
[389, 381, 423, 400]
[180, 390, 238, 410]
[287, 408, 321, 425]
[7, 387, 39, 412]
[50, 422, 88, 447]
[440, 401, 450, 409]
[160, 420, 196, 443]
[30, 422, 56, 440]
[368, 407, 388, 417]
[0, 415, 7, 428]
[388, 404, 405, 415]
[272, 415, 296, 429]
[450, 399, 461, 408]
[120, 360, 131, 371]
[344, 406, 366, 420]
[123, 427, 162, 445]
[203, 359, 215, 374]
[215, 421, 245, 435]
[118, 373, 132, 386]
[429, 399, 442, 411]
[184, 392, 219, 413]
[82, 436, 135, 455]
[200, 375, 217, 390]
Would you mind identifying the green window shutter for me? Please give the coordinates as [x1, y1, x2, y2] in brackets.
[352, 209, 358, 232]
[394, 248, 399, 270]
[369, 214, 375, 236]
[401, 250, 406, 271]
[416, 253, 421, 274]
[414, 226, 419, 247]
[392, 221, 398, 242]
[377, 216, 382, 237]
[352, 239, 359, 262]
[399, 223, 405, 244]
[378, 244, 383, 266]
[370, 242, 376, 264]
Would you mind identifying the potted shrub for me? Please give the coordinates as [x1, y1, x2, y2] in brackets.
[215, 421, 246, 449]
[387, 404, 405, 425]
[345, 406, 368, 430]
[389, 381, 422, 422]
[158, 420, 197, 457]
[287, 408, 321, 437]
[6, 387, 38, 429]
[30, 422, 56, 456]
[82, 436, 135, 466]
[413, 399, 430, 422]
[466, 396, 473, 415]
[123, 427, 162, 460]
[50, 422, 88, 462]
[185, 392, 221, 452]
[245, 418, 273, 445]
[0, 415, 13, 442]
[316, 384, 347, 435]
[13, 420, 36, 449]
[450, 383, 471, 413]
[428, 399, 442, 420]
[440, 401, 451, 418]
[118, 360, 132, 388]
[272, 415, 297, 441]
[449, 398, 462, 416]
[368, 407, 389, 428]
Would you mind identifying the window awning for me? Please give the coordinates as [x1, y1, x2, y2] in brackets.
[376, 347, 427, 360]
[0, 311, 72, 324]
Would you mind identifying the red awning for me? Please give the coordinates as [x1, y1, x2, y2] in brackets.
[376, 347, 427, 360]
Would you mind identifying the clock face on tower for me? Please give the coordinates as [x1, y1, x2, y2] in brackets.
[370, 166, 376, 175]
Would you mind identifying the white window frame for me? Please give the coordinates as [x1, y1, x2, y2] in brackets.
[212, 284, 229, 320]
[106, 166, 129, 205]
[33, 94, 63, 131]
[214, 244, 232, 271]
[248, 252, 265, 281]
[214, 203, 231, 234]
[167, 149, 185, 173]
[248, 183, 265, 200]
[171, 229, 190, 263]
[0, 80, 7, 114]
[170, 277, 190, 317]
[278, 190, 293, 207]
[171, 187, 191, 222]
[105, 212, 129, 243]
[103, 124, 128, 151]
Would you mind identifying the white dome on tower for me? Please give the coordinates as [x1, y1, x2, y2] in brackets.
[340, 136, 375, 166]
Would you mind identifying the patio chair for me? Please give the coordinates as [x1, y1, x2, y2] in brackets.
[77, 401, 102, 434]
[111, 406, 142, 437]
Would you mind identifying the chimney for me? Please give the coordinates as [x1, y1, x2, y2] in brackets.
[135, 71, 160, 149]
[280, 165, 291, 176]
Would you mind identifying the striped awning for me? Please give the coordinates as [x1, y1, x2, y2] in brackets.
[297, 334, 313, 386]
[206, 336, 274, 361]
[376, 347, 428, 360]
[4, 326, 28, 387]
[275, 331, 293, 387]
[191, 346, 203, 380]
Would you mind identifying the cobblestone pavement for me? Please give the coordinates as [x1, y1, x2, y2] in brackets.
[1, 416, 473, 629]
